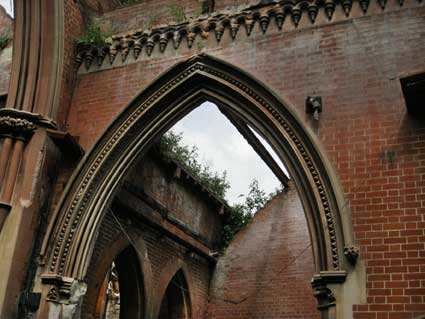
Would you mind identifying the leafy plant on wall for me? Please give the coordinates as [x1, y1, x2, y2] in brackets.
[159, 131, 284, 250]
[75, 19, 112, 47]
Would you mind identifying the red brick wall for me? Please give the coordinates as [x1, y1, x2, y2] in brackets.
[127, 152, 224, 248]
[66, 4, 425, 318]
[208, 185, 320, 318]
[100, 0, 202, 34]
[56, 0, 84, 129]
[81, 151, 221, 318]
[83, 209, 212, 319]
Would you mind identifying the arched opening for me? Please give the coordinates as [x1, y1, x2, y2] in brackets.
[152, 100, 321, 317]
[39, 54, 355, 319]
[158, 270, 191, 319]
[94, 245, 145, 319]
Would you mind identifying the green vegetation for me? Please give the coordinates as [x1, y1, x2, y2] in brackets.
[159, 131, 230, 199]
[159, 131, 284, 250]
[221, 179, 270, 248]
[120, 0, 139, 5]
[168, 4, 187, 24]
[0, 35, 9, 50]
[76, 20, 112, 47]
[0, 29, 10, 50]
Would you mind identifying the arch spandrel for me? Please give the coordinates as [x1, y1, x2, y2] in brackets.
[40, 54, 355, 316]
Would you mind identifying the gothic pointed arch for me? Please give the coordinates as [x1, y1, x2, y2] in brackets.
[155, 260, 195, 319]
[39, 54, 355, 317]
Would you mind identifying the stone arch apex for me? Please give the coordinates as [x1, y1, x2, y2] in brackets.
[39, 53, 356, 316]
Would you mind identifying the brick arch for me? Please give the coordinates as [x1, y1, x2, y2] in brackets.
[39, 54, 356, 318]
[82, 230, 154, 319]
[154, 259, 196, 319]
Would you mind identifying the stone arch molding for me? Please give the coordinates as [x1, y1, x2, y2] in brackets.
[39, 54, 357, 317]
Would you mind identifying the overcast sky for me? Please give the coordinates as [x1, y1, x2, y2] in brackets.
[0, 0, 12, 15]
[171, 102, 285, 205]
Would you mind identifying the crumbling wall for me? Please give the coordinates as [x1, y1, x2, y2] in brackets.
[81, 152, 221, 318]
[208, 183, 320, 319]
[126, 151, 224, 248]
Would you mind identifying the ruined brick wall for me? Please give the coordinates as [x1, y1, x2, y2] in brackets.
[0, 5, 13, 98]
[126, 151, 224, 248]
[82, 152, 222, 318]
[66, 2, 425, 318]
[208, 183, 320, 319]
[82, 204, 213, 319]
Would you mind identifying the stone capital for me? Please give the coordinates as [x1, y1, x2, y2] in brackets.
[0, 108, 56, 140]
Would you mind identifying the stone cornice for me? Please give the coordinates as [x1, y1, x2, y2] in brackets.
[75, 0, 422, 71]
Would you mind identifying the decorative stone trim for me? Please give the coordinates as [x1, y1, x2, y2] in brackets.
[0, 116, 35, 140]
[75, 0, 422, 71]
[344, 245, 360, 265]
[41, 274, 75, 302]
[0, 108, 56, 139]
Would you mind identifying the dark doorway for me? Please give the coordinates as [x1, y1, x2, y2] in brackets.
[158, 270, 191, 319]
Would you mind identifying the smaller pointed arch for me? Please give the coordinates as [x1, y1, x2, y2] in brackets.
[158, 269, 192, 319]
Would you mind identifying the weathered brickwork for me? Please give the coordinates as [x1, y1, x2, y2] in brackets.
[56, 0, 85, 129]
[82, 191, 213, 318]
[65, 3, 425, 317]
[209, 184, 320, 318]
[100, 0, 204, 34]
[126, 151, 224, 248]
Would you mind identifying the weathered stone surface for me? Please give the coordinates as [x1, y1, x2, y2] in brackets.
[0, 5, 13, 97]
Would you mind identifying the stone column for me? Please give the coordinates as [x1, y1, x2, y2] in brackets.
[0, 0, 65, 317]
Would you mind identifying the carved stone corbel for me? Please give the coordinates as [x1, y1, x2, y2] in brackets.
[344, 245, 360, 265]
[41, 274, 75, 302]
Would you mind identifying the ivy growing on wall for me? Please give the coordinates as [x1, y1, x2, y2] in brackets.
[159, 131, 230, 199]
[159, 131, 284, 250]
[76, 19, 112, 47]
